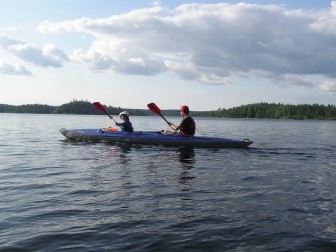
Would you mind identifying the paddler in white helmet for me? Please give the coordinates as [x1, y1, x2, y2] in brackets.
[110, 111, 134, 132]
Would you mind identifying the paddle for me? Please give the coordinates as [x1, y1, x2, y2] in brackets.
[92, 102, 112, 119]
[147, 102, 171, 125]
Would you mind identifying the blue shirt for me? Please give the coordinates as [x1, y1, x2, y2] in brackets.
[119, 121, 133, 132]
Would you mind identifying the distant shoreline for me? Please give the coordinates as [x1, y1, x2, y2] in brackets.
[1, 100, 335, 120]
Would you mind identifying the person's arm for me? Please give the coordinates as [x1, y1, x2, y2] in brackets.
[110, 116, 120, 126]
[168, 122, 180, 131]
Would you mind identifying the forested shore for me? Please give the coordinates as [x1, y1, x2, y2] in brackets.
[0, 100, 135, 115]
[211, 102, 336, 120]
[0, 100, 210, 117]
[1, 100, 335, 120]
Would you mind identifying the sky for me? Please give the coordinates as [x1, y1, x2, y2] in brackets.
[0, 0, 336, 110]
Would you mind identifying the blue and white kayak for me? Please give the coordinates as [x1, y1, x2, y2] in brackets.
[60, 128, 253, 148]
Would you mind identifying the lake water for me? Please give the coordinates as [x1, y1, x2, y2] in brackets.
[0, 113, 335, 251]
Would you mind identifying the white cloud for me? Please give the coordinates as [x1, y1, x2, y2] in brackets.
[319, 81, 336, 95]
[165, 61, 232, 85]
[311, 1, 336, 35]
[275, 74, 315, 88]
[28, 3, 336, 91]
[70, 45, 166, 74]
[0, 34, 68, 68]
[0, 63, 32, 76]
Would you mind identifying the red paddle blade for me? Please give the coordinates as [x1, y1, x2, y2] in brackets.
[147, 103, 161, 114]
[92, 102, 106, 112]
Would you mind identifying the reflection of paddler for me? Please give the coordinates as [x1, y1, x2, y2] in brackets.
[178, 148, 196, 184]
[178, 147, 195, 164]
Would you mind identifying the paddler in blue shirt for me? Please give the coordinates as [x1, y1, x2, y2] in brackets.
[110, 111, 134, 132]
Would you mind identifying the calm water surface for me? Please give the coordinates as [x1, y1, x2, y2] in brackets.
[0, 114, 335, 251]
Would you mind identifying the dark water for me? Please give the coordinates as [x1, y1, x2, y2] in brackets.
[0, 114, 335, 251]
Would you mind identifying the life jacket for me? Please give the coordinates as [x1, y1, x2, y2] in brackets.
[102, 127, 119, 132]
[179, 117, 196, 136]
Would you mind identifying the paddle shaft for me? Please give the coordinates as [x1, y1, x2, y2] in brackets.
[103, 110, 112, 119]
[159, 113, 170, 125]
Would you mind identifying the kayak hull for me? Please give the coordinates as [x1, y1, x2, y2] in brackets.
[60, 128, 253, 148]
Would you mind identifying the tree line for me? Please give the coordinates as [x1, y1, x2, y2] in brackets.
[1, 100, 335, 120]
[211, 102, 336, 120]
[0, 100, 122, 115]
[0, 100, 210, 116]
[0, 103, 57, 114]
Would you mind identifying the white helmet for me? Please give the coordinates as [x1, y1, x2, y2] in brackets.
[119, 111, 130, 118]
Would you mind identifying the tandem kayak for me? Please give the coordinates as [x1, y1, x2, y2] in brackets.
[60, 128, 253, 148]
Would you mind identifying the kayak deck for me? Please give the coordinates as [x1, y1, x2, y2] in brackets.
[60, 128, 253, 148]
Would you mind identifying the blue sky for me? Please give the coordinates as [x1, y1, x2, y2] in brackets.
[0, 0, 335, 110]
